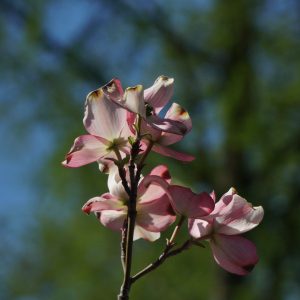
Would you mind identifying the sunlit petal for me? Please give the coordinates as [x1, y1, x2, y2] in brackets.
[122, 85, 146, 117]
[169, 185, 214, 218]
[144, 76, 174, 114]
[188, 218, 213, 239]
[84, 88, 127, 139]
[62, 135, 109, 168]
[133, 225, 160, 242]
[100, 210, 127, 231]
[147, 115, 187, 135]
[215, 194, 264, 235]
[152, 144, 195, 162]
[137, 195, 176, 232]
[82, 194, 124, 214]
[102, 78, 123, 101]
[159, 103, 192, 145]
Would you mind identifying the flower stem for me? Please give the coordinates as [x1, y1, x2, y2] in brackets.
[169, 215, 185, 245]
[130, 216, 188, 284]
[137, 141, 153, 171]
[118, 118, 142, 299]
[118, 203, 136, 300]
[120, 220, 127, 272]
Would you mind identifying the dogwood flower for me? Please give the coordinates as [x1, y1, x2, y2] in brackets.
[102, 76, 194, 161]
[62, 86, 131, 168]
[188, 188, 264, 275]
[82, 165, 176, 241]
[102, 76, 188, 136]
[140, 103, 194, 161]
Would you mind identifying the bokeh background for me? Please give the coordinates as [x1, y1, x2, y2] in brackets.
[1, 0, 300, 299]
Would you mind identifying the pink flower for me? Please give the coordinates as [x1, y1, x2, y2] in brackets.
[140, 103, 194, 161]
[168, 185, 215, 218]
[102, 76, 189, 136]
[82, 165, 176, 242]
[62, 86, 131, 168]
[189, 188, 264, 275]
[103, 76, 194, 161]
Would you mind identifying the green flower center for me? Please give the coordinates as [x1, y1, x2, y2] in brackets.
[106, 137, 127, 152]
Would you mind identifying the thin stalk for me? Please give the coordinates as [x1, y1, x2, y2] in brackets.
[131, 239, 193, 284]
[169, 215, 185, 245]
[118, 116, 142, 300]
[120, 220, 127, 272]
[131, 216, 187, 284]
[118, 203, 136, 300]
[114, 149, 131, 274]
[137, 140, 153, 171]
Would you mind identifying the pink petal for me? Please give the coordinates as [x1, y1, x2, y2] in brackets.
[215, 194, 264, 235]
[188, 218, 213, 239]
[157, 132, 182, 146]
[122, 85, 146, 117]
[62, 135, 109, 168]
[84, 88, 128, 140]
[149, 165, 172, 184]
[102, 78, 124, 101]
[210, 191, 216, 202]
[147, 115, 188, 135]
[140, 120, 162, 141]
[144, 76, 174, 114]
[97, 158, 116, 174]
[212, 187, 237, 215]
[127, 111, 137, 134]
[210, 234, 259, 275]
[100, 210, 127, 231]
[82, 194, 124, 214]
[168, 186, 215, 218]
[165, 103, 192, 132]
[152, 144, 195, 162]
[96, 147, 129, 173]
[159, 103, 192, 146]
[133, 225, 160, 242]
[137, 195, 176, 232]
[138, 174, 170, 203]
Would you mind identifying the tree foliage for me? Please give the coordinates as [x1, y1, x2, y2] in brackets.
[1, 0, 300, 299]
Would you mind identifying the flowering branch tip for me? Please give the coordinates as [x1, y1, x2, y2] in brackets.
[62, 75, 264, 298]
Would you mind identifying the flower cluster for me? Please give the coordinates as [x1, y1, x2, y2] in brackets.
[63, 76, 264, 297]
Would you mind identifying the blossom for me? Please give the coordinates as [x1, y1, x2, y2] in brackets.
[168, 185, 215, 218]
[62, 86, 131, 168]
[140, 103, 194, 161]
[82, 165, 176, 241]
[103, 76, 194, 161]
[102, 75, 189, 136]
[189, 188, 264, 275]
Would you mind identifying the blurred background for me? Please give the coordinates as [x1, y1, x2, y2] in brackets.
[1, 0, 300, 299]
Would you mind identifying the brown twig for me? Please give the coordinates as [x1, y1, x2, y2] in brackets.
[131, 239, 193, 284]
[130, 216, 189, 284]
[118, 116, 143, 300]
